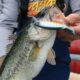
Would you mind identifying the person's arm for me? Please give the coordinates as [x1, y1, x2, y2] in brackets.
[0, 0, 20, 28]
[0, 0, 19, 57]
[64, 0, 80, 35]
[70, 0, 80, 15]
[0, 0, 2, 14]
[57, 0, 80, 42]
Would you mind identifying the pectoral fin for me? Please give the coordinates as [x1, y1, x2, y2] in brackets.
[29, 45, 40, 61]
[47, 49, 56, 65]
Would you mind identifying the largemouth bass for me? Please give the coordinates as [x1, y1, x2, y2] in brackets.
[0, 6, 63, 80]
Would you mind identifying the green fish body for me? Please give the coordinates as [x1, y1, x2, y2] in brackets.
[0, 6, 61, 80]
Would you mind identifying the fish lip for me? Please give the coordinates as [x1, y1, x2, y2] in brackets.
[28, 24, 52, 41]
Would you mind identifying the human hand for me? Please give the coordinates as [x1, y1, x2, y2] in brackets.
[64, 13, 80, 26]
[64, 13, 80, 34]
[57, 13, 80, 42]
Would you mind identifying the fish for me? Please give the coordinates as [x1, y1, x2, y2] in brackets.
[0, 6, 58, 80]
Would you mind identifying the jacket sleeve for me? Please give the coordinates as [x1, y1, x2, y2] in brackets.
[0, 0, 2, 14]
[0, 0, 20, 28]
[70, 0, 80, 15]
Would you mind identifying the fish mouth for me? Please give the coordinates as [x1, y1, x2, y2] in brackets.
[28, 24, 53, 41]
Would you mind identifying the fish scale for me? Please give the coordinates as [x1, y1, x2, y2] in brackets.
[0, 29, 56, 80]
[0, 34, 35, 80]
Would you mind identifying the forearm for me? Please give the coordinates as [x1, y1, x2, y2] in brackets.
[56, 0, 80, 41]
[65, 0, 80, 35]
[70, 0, 80, 34]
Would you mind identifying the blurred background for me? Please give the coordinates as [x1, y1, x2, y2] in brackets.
[68, 39, 80, 80]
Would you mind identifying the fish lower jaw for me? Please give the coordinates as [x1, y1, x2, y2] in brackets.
[30, 31, 56, 78]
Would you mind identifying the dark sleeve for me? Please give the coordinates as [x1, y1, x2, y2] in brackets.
[70, 0, 80, 15]
[56, 0, 65, 11]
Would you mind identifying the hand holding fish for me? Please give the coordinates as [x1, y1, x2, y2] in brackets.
[54, 14, 80, 42]
[64, 13, 80, 34]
